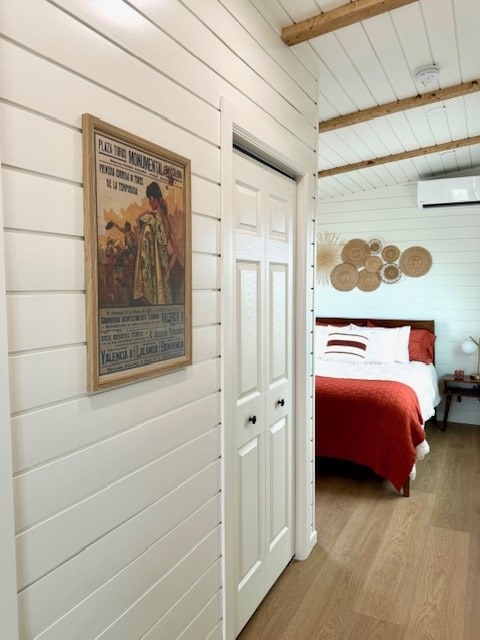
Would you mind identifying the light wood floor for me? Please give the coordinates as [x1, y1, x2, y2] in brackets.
[238, 421, 480, 640]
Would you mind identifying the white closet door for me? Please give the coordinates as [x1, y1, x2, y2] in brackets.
[233, 151, 295, 634]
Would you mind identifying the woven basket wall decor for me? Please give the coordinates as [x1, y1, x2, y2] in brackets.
[357, 269, 381, 291]
[323, 234, 432, 291]
[399, 246, 432, 277]
[364, 255, 382, 273]
[379, 263, 402, 284]
[330, 263, 359, 291]
[381, 245, 400, 263]
[341, 238, 370, 267]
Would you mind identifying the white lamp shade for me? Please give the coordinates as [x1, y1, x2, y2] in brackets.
[461, 339, 478, 355]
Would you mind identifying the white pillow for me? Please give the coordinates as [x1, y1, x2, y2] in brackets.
[394, 325, 411, 363]
[362, 327, 397, 363]
[322, 326, 369, 362]
[314, 325, 330, 358]
[349, 324, 411, 364]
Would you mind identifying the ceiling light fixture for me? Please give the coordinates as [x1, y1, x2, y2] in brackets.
[414, 64, 440, 88]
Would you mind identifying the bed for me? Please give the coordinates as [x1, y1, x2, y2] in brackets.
[314, 318, 441, 496]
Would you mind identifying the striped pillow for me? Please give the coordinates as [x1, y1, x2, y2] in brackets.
[323, 329, 369, 362]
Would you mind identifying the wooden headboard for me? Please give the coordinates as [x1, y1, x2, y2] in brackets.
[316, 317, 434, 333]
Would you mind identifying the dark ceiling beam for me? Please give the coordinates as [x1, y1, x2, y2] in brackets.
[317, 135, 480, 178]
[282, 0, 418, 46]
[320, 80, 480, 132]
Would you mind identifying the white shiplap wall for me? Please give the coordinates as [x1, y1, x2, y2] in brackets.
[0, 1, 317, 638]
[316, 182, 480, 426]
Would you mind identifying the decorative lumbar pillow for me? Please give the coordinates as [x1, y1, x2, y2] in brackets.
[323, 328, 369, 362]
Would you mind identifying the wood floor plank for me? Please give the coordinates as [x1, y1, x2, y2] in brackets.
[238, 423, 480, 640]
[354, 493, 435, 626]
[445, 421, 479, 452]
[464, 426, 480, 640]
[331, 494, 395, 567]
[316, 458, 398, 508]
[237, 544, 330, 639]
[432, 447, 478, 532]
[344, 613, 404, 640]
[414, 424, 445, 493]
[464, 510, 480, 640]
[405, 525, 469, 640]
[315, 497, 354, 552]
[279, 559, 355, 639]
[265, 482, 399, 638]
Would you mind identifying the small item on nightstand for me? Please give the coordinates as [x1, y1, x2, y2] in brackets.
[454, 369, 464, 380]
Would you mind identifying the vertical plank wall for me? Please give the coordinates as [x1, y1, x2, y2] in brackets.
[316, 182, 480, 425]
[0, 1, 317, 638]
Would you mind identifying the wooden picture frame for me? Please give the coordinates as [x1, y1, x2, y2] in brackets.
[82, 114, 192, 391]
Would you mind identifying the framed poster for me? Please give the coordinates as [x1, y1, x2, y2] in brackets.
[82, 114, 192, 391]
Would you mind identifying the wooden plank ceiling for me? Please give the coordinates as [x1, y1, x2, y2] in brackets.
[261, 0, 480, 199]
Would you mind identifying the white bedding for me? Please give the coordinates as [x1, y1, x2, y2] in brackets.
[315, 359, 441, 423]
[314, 360, 441, 478]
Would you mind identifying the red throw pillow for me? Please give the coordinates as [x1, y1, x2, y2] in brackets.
[408, 329, 435, 364]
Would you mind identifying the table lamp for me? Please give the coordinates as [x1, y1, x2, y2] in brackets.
[461, 336, 480, 380]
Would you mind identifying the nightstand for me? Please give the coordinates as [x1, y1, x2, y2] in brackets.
[442, 374, 480, 431]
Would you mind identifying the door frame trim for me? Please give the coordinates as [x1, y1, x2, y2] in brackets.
[220, 97, 317, 639]
[0, 149, 20, 638]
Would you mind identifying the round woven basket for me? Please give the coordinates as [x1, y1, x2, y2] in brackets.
[357, 268, 381, 291]
[364, 255, 383, 273]
[368, 238, 382, 254]
[341, 238, 370, 267]
[381, 244, 400, 263]
[379, 263, 401, 284]
[399, 246, 432, 277]
[330, 263, 359, 291]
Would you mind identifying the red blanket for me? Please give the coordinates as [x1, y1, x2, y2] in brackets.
[315, 376, 425, 491]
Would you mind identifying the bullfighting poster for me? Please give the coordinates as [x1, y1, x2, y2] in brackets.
[82, 114, 191, 391]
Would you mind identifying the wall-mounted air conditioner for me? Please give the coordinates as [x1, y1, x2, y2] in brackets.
[417, 176, 480, 208]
